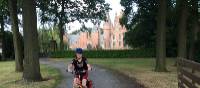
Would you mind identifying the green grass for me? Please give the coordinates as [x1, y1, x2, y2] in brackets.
[54, 58, 178, 88]
[0, 61, 61, 88]
[89, 58, 178, 88]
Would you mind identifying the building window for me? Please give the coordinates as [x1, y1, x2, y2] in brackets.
[113, 42, 115, 47]
[119, 41, 121, 46]
[101, 30, 104, 35]
[113, 35, 115, 40]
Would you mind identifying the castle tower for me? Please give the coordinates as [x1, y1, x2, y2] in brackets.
[102, 13, 113, 49]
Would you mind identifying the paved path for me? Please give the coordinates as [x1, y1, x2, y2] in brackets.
[40, 59, 141, 88]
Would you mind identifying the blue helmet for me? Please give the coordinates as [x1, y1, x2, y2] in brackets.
[75, 48, 83, 54]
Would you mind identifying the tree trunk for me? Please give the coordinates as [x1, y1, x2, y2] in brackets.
[59, 22, 64, 51]
[97, 20, 101, 50]
[8, 0, 24, 72]
[188, 0, 199, 60]
[189, 22, 199, 60]
[155, 0, 167, 72]
[0, 16, 5, 60]
[22, 0, 42, 81]
[59, 0, 65, 51]
[177, 0, 188, 59]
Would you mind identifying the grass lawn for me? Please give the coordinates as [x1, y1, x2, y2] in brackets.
[55, 58, 178, 88]
[89, 58, 178, 88]
[0, 61, 61, 88]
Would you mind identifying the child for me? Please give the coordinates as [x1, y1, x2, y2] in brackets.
[68, 48, 92, 88]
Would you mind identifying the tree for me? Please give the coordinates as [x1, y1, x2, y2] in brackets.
[22, 0, 42, 81]
[8, 0, 24, 72]
[0, 16, 5, 61]
[177, 0, 188, 59]
[3, 31, 14, 59]
[38, 26, 59, 53]
[0, 0, 9, 60]
[120, 0, 200, 62]
[188, 0, 199, 60]
[120, 0, 157, 48]
[120, 0, 177, 51]
[37, 0, 110, 51]
[155, 0, 167, 72]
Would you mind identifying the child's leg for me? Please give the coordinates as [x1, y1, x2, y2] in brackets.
[73, 78, 80, 88]
[82, 72, 88, 88]
[82, 79, 87, 88]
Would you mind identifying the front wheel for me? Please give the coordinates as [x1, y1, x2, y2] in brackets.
[87, 80, 93, 88]
[73, 84, 83, 88]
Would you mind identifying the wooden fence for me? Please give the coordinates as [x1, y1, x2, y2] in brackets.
[177, 58, 200, 88]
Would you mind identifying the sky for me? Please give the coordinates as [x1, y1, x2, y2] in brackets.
[106, 0, 124, 23]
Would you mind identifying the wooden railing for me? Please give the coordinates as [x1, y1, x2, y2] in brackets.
[177, 58, 200, 88]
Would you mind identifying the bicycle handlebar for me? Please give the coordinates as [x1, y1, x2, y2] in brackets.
[66, 69, 87, 74]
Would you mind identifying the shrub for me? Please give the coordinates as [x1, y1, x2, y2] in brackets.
[49, 48, 155, 58]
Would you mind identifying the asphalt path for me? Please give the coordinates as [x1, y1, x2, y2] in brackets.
[40, 58, 143, 88]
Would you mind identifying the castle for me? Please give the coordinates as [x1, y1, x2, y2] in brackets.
[64, 12, 127, 50]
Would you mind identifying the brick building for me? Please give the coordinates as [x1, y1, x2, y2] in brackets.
[65, 12, 128, 50]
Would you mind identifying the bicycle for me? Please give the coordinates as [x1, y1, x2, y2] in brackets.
[67, 70, 93, 88]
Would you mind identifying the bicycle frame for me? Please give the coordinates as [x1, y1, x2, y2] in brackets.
[74, 75, 83, 88]
[67, 64, 92, 88]
[74, 73, 92, 88]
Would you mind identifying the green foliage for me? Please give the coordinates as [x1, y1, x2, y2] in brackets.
[37, 0, 111, 25]
[37, 0, 111, 51]
[120, 0, 177, 57]
[0, 0, 9, 26]
[0, 31, 23, 60]
[3, 31, 14, 59]
[71, 24, 93, 35]
[120, 0, 158, 48]
[49, 49, 155, 58]
[38, 26, 60, 53]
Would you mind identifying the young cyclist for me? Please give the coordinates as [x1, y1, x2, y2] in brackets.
[68, 48, 92, 88]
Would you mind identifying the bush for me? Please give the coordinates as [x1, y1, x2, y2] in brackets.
[49, 49, 155, 58]
[4, 31, 14, 59]
[0, 54, 1, 60]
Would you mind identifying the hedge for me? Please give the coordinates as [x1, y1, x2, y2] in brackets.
[49, 49, 155, 58]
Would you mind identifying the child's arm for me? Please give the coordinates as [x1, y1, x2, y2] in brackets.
[68, 63, 73, 72]
[68, 60, 74, 72]
[87, 64, 92, 71]
[85, 58, 92, 71]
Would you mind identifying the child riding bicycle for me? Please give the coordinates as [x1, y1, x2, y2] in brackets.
[68, 48, 92, 88]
